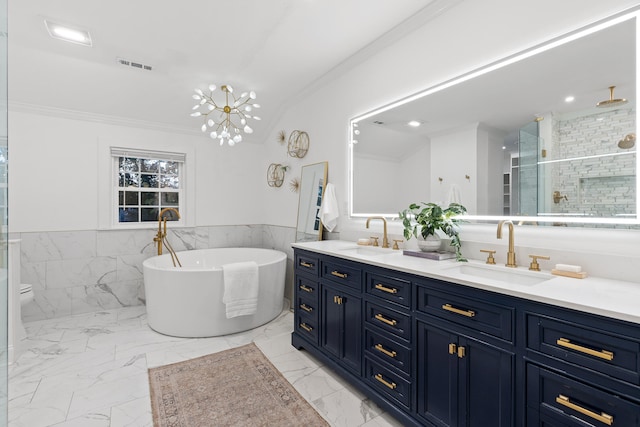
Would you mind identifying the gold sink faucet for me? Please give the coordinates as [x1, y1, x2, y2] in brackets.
[497, 220, 516, 268]
[366, 216, 389, 248]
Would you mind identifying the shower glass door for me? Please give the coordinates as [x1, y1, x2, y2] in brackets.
[518, 121, 540, 216]
[0, 0, 7, 423]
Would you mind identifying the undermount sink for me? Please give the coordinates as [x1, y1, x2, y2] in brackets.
[338, 246, 393, 257]
[444, 263, 553, 286]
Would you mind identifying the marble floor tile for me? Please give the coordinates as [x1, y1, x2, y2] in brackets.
[9, 305, 404, 427]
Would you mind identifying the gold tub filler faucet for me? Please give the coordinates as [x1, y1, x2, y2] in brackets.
[154, 208, 182, 267]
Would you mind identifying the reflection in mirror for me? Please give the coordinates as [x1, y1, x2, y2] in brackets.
[296, 162, 328, 242]
[350, 10, 638, 225]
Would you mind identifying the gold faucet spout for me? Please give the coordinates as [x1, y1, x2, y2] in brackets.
[156, 208, 181, 256]
[497, 220, 516, 268]
[366, 216, 389, 248]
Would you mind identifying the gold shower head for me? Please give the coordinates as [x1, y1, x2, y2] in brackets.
[596, 86, 628, 108]
[618, 133, 636, 149]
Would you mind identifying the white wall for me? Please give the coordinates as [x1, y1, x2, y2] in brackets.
[262, 0, 640, 282]
[9, 110, 266, 232]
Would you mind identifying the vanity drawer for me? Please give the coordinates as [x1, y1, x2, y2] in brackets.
[365, 357, 412, 409]
[296, 276, 319, 302]
[365, 327, 412, 376]
[365, 271, 411, 307]
[296, 293, 318, 323]
[365, 301, 411, 341]
[527, 364, 640, 426]
[321, 259, 362, 290]
[295, 252, 319, 276]
[527, 314, 640, 385]
[295, 314, 318, 344]
[416, 284, 513, 341]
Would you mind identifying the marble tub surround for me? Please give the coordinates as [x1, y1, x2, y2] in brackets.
[9, 306, 401, 427]
[293, 239, 640, 324]
[17, 224, 295, 322]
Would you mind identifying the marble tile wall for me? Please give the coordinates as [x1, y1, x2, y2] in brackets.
[19, 224, 296, 322]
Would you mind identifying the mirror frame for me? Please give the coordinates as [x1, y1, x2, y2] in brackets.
[296, 161, 329, 242]
[349, 8, 640, 226]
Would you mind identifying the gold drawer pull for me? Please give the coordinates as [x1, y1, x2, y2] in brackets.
[375, 313, 398, 326]
[300, 261, 314, 268]
[442, 303, 475, 318]
[331, 270, 348, 279]
[375, 283, 398, 294]
[557, 338, 614, 361]
[299, 284, 314, 293]
[299, 323, 313, 333]
[374, 344, 397, 358]
[300, 303, 313, 313]
[374, 373, 397, 390]
[556, 395, 613, 426]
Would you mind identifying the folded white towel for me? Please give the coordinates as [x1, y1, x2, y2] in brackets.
[222, 261, 259, 319]
[320, 182, 339, 232]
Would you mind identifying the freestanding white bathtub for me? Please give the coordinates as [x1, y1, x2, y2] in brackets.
[143, 248, 287, 337]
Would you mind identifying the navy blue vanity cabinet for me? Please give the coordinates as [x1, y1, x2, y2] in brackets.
[291, 247, 640, 427]
[292, 250, 365, 376]
[415, 280, 516, 427]
[524, 304, 640, 426]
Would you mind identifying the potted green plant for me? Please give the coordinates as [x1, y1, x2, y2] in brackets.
[399, 202, 467, 261]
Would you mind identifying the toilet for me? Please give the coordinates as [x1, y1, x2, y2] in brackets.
[20, 284, 34, 308]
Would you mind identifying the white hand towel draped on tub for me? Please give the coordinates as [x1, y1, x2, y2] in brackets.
[222, 261, 259, 319]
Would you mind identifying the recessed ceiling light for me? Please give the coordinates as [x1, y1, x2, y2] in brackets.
[44, 20, 92, 46]
[564, 95, 575, 103]
[408, 120, 421, 127]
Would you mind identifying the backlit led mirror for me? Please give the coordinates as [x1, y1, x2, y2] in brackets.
[350, 10, 638, 226]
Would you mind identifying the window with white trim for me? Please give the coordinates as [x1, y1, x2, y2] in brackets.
[111, 147, 185, 225]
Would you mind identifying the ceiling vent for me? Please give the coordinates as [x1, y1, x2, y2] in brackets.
[116, 57, 153, 71]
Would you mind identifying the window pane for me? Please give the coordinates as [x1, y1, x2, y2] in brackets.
[124, 191, 139, 205]
[141, 159, 159, 173]
[141, 174, 159, 188]
[160, 175, 179, 189]
[119, 208, 138, 222]
[161, 192, 179, 206]
[160, 161, 178, 175]
[119, 191, 124, 205]
[120, 173, 139, 188]
[141, 192, 158, 206]
[119, 157, 139, 173]
[141, 208, 159, 222]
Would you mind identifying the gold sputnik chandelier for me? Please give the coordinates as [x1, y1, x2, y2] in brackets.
[191, 84, 261, 146]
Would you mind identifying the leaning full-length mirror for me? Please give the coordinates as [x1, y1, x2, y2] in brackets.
[296, 162, 328, 242]
[350, 10, 638, 226]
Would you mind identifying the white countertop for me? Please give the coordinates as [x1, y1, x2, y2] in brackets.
[292, 240, 640, 325]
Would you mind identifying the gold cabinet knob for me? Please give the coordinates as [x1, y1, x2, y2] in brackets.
[480, 249, 496, 264]
[529, 254, 550, 271]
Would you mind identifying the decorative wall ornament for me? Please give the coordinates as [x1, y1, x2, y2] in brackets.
[289, 177, 300, 193]
[287, 130, 310, 158]
[277, 130, 287, 145]
[267, 163, 287, 188]
[191, 84, 261, 146]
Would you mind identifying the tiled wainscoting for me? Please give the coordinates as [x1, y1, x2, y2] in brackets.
[16, 225, 296, 322]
